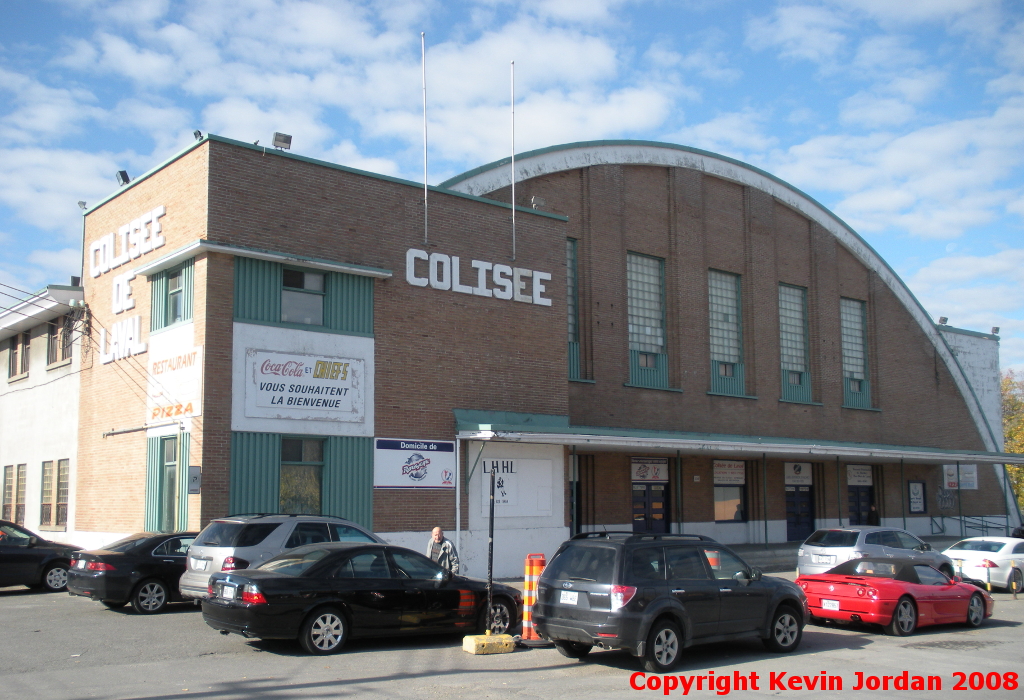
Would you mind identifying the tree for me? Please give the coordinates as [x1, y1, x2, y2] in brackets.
[1003, 369, 1024, 512]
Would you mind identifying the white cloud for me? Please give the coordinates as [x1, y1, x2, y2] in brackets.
[0, 68, 105, 143]
[322, 139, 401, 176]
[840, 93, 916, 128]
[668, 111, 777, 159]
[746, 5, 850, 64]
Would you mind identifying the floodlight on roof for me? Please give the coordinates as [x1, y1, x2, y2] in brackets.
[193, 130, 203, 141]
[273, 132, 292, 150]
[992, 327, 1000, 335]
[115, 170, 130, 186]
[938, 317, 948, 325]
[77, 201, 87, 210]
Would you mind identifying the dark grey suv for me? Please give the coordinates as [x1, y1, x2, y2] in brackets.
[533, 532, 808, 672]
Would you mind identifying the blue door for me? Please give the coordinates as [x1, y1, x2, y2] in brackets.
[785, 486, 815, 541]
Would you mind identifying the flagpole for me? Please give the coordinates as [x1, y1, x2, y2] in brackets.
[510, 60, 516, 261]
[422, 32, 429, 245]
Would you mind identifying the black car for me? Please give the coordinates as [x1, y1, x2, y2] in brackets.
[202, 542, 523, 655]
[533, 532, 809, 672]
[67, 532, 197, 613]
[0, 520, 81, 592]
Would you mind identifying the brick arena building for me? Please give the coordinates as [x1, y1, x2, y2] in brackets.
[2, 136, 1020, 576]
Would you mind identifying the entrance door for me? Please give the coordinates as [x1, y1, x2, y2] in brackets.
[785, 486, 815, 541]
[848, 485, 874, 525]
[632, 483, 669, 533]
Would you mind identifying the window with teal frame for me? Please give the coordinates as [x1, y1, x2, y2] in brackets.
[151, 258, 194, 331]
[779, 284, 812, 403]
[567, 239, 581, 380]
[627, 253, 669, 389]
[144, 433, 190, 533]
[234, 257, 373, 336]
[708, 270, 745, 396]
[840, 297, 872, 408]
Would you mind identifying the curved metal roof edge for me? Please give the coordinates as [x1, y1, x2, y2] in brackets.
[440, 139, 1000, 453]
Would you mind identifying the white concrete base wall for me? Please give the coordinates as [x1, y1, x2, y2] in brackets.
[379, 527, 569, 579]
[67, 530, 134, 550]
[581, 520, 788, 544]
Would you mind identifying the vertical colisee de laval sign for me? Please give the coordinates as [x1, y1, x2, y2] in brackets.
[88, 205, 167, 364]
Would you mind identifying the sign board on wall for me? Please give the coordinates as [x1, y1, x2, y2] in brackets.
[244, 350, 364, 423]
[631, 458, 669, 482]
[713, 460, 745, 485]
[784, 462, 812, 485]
[943, 464, 978, 490]
[847, 465, 873, 486]
[908, 481, 926, 514]
[374, 439, 455, 488]
[480, 459, 552, 516]
[147, 326, 203, 422]
[188, 466, 202, 494]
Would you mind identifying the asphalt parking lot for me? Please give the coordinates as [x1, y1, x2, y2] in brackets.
[2, 574, 1022, 700]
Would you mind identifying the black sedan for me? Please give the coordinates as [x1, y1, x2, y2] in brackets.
[68, 532, 197, 614]
[202, 542, 523, 655]
[0, 520, 81, 592]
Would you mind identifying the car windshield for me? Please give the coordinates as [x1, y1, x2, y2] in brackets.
[826, 559, 898, 578]
[258, 548, 331, 576]
[544, 544, 618, 583]
[101, 535, 152, 552]
[947, 540, 1005, 553]
[804, 530, 859, 547]
[197, 521, 280, 547]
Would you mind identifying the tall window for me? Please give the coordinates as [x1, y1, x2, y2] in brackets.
[627, 253, 668, 388]
[8, 332, 29, 378]
[567, 239, 580, 379]
[779, 284, 811, 402]
[40, 459, 70, 528]
[152, 258, 193, 331]
[840, 297, 871, 408]
[47, 315, 74, 365]
[281, 438, 324, 514]
[2, 464, 27, 524]
[160, 437, 179, 533]
[708, 270, 744, 395]
[282, 269, 325, 326]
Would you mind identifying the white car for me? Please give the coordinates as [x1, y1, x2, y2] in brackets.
[942, 537, 1024, 592]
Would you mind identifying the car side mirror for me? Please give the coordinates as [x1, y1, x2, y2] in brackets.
[751, 567, 763, 581]
[27, 536, 38, 547]
[923, 543, 932, 551]
[435, 570, 452, 588]
[732, 570, 750, 585]
[952, 575, 963, 583]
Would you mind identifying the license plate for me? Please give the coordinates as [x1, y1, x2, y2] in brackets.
[76, 560, 87, 569]
[559, 591, 579, 605]
[813, 555, 835, 565]
[822, 599, 840, 611]
[190, 558, 209, 571]
[221, 584, 237, 600]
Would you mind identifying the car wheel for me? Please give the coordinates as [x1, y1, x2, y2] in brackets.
[131, 579, 169, 614]
[964, 593, 985, 628]
[478, 597, 514, 635]
[39, 563, 70, 592]
[763, 605, 802, 653]
[642, 618, 682, 673]
[1005, 568, 1023, 594]
[300, 607, 348, 655]
[553, 640, 592, 659]
[884, 596, 917, 637]
[939, 564, 954, 579]
[101, 600, 128, 609]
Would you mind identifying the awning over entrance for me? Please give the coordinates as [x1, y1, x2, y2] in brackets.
[453, 410, 1018, 465]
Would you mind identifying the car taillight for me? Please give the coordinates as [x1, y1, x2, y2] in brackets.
[241, 584, 267, 605]
[980, 560, 998, 568]
[798, 581, 808, 590]
[610, 585, 637, 611]
[866, 587, 878, 598]
[86, 562, 115, 571]
[71, 559, 79, 568]
[221, 557, 249, 571]
[857, 588, 865, 596]
[849, 551, 868, 560]
[797, 548, 805, 557]
[208, 583, 214, 597]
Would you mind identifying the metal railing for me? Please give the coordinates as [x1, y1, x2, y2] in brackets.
[930, 515, 1009, 537]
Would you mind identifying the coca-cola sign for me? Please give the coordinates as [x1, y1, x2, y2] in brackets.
[260, 359, 305, 377]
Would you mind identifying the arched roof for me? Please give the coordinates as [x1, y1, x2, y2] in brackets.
[440, 140, 1000, 452]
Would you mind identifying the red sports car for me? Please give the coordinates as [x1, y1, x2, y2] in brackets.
[796, 558, 993, 636]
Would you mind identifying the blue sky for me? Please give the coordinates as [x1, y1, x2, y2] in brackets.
[2, 0, 1023, 370]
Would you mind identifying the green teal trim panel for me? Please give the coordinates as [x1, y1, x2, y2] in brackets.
[230, 432, 282, 514]
[781, 370, 812, 403]
[324, 273, 374, 335]
[843, 377, 873, 409]
[323, 436, 374, 529]
[234, 257, 283, 324]
[568, 341, 581, 380]
[177, 432, 190, 531]
[629, 350, 670, 389]
[144, 437, 162, 532]
[150, 274, 167, 331]
[710, 360, 745, 396]
[180, 258, 194, 322]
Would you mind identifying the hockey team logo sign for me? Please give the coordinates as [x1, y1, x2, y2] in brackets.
[374, 439, 455, 489]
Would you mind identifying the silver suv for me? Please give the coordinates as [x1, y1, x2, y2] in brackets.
[178, 514, 384, 600]
[797, 527, 954, 577]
